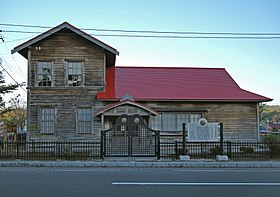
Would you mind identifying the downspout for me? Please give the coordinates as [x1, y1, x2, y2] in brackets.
[103, 51, 106, 92]
[27, 47, 31, 141]
[257, 103, 260, 141]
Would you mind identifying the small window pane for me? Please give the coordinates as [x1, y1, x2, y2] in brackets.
[77, 108, 92, 134]
[68, 62, 82, 86]
[149, 115, 161, 130]
[190, 113, 202, 123]
[162, 113, 176, 131]
[41, 108, 55, 134]
[177, 113, 189, 131]
[37, 62, 52, 86]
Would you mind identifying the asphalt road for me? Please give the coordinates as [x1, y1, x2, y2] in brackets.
[0, 167, 280, 197]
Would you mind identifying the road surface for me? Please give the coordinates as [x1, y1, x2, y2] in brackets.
[0, 167, 280, 197]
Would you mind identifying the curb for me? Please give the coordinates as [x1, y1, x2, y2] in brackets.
[1, 161, 280, 168]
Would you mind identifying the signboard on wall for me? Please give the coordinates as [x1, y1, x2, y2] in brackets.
[188, 118, 219, 141]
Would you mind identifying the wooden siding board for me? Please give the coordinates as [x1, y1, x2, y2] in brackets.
[26, 29, 259, 141]
[29, 32, 105, 88]
[143, 101, 258, 141]
[28, 31, 106, 141]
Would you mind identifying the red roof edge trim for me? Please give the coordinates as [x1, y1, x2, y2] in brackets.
[97, 66, 115, 99]
[239, 89, 273, 102]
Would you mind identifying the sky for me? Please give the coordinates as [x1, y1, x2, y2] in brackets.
[0, 0, 279, 105]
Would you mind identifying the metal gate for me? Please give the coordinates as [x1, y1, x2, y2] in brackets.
[101, 114, 160, 157]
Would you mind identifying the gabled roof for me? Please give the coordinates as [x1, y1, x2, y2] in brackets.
[97, 66, 272, 102]
[95, 99, 159, 116]
[11, 22, 119, 58]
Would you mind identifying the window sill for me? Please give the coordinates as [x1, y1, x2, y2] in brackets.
[27, 86, 103, 90]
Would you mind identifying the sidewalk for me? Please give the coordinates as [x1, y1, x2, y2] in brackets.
[1, 159, 280, 168]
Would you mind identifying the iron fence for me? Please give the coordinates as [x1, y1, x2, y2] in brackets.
[160, 141, 280, 160]
[1, 140, 280, 161]
[0, 141, 101, 160]
[227, 141, 280, 160]
[160, 141, 221, 160]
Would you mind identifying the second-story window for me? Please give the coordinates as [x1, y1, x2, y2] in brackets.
[37, 61, 52, 86]
[67, 62, 82, 86]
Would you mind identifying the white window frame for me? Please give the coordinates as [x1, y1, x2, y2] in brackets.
[67, 61, 83, 86]
[37, 61, 52, 87]
[177, 113, 190, 131]
[149, 115, 161, 130]
[77, 108, 93, 134]
[40, 107, 55, 134]
[149, 112, 202, 131]
[162, 113, 176, 131]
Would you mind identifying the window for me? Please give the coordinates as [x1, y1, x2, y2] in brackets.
[67, 62, 82, 86]
[190, 114, 202, 123]
[40, 108, 55, 134]
[150, 115, 161, 130]
[162, 113, 176, 131]
[149, 112, 202, 131]
[77, 108, 92, 134]
[177, 113, 189, 131]
[37, 62, 52, 86]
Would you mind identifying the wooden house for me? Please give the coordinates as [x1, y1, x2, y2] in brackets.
[12, 22, 272, 141]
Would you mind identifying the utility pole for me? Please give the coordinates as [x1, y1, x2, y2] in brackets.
[0, 30, 4, 42]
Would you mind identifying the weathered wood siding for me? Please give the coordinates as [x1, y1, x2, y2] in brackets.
[28, 29, 106, 140]
[29, 29, 105, 87]
[26, 29, 259, 141]
[143, 101, 258, 141]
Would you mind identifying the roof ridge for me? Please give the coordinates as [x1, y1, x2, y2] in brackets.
[11, 21, 119, 56]
[115, 66, 225, 70]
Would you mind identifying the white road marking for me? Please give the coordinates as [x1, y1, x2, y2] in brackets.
[0, 168, 144, 172]
[112, 182, 280, 186]
[172, 169, 280, 173]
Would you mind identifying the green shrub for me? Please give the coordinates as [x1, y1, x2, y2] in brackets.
[210, 145, 221, 155]
[240, 146, 254, 154]
[262, 134, 280, 156]
[176, 148, 188, 155]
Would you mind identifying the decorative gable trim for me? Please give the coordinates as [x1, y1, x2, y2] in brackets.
[11, 22, 119, 56]
[95, 100, 159, 116]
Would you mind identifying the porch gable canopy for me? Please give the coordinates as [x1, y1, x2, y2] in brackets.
[95, 100, 159, 116]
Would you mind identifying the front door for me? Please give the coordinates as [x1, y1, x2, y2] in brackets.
[101, 114, 159, 157]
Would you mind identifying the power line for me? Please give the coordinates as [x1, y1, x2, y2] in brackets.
[3, 30, 280, 39]
[0, 58, 26, 93]
[0, 23, 50, 29]
[1, 22, 280, 36]
[0, 30, 4, 42]
[2, 58, 26, 79]
[0, 23, 280, 39]
[2, 41, 25, 75]
[4, 36, 35, 43]
[0, 32, 26, 93]
[89, 34, 280, 39]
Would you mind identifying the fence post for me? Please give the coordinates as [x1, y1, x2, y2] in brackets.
[175, 141, 178, 159]
[100, 131, 104, 160]
[157, 131, 160, 160]
[226, 141, 231, 158]
[182, 123, 186, 155]
[219, 123, 224, 155]
[16, 141, 19, 159]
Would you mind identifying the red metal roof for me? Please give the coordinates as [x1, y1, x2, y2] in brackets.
[97, 66, 272, 102]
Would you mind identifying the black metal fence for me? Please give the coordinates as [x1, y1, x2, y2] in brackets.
[160, 141, 280, 160]
[0, 141, 101, 160]
[1, 140, 280, 161]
